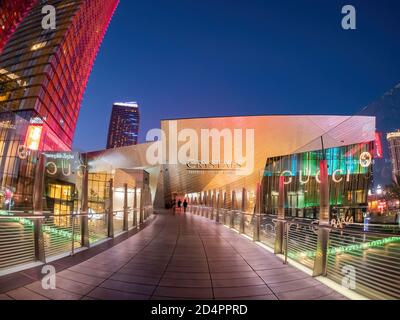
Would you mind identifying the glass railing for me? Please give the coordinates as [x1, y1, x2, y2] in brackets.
[188, 206, 400, 300]
[0, 207, 154, 274]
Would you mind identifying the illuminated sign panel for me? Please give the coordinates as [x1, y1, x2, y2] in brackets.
[24, 125, 43, 150]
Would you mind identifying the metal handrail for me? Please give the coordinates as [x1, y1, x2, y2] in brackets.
[190, 205, 400, 299]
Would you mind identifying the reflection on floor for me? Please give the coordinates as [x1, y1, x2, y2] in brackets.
[1, 210, 346, 300]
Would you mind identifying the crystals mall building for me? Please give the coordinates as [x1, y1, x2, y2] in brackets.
[0, 115, 375, 223]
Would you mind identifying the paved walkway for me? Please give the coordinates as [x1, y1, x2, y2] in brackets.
[0, 210, 345, 300]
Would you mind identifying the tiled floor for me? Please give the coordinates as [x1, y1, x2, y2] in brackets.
[1, 210, 346, 300]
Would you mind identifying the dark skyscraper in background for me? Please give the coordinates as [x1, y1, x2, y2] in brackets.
[0, 0, 119, 151]
[107, 102, 140, 149]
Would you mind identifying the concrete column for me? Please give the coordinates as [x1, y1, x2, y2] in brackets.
[313, 159, 331, 276]
[80, 161, 90, 247]
[274, 176, 286, 253]
[107, 179, 114, 238]
[240, 188, 246, 234]
[123, 183, 129, 231]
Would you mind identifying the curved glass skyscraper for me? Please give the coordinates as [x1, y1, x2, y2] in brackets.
[0, 0, 119, 210]
[0, 0, 36, 53]
[0, 0, 119, 150]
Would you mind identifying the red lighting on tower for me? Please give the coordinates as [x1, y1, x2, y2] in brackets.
[374, 132, 383, 158]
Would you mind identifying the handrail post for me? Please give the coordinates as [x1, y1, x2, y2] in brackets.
[123, 183, 129, 231]
[223, 192, 227, 224]
[230, 190, 236, 228]
[33, 154, 46, 262]
[240, 211, 245, 234]
[253, 214, 260, 241]
[133, 187, 137, 227]
[80, 159, 90, 247]
[275, 177, 286, 254]
[33, 153, 45, 214]
[313, 227, 330, 276]
[107, 178, 114, 238]
[284, 221, 289, 264]
[216, 192, 220, 223]
[211, 190, 216, 220]
[71, 215, 76, 256]
[205, 192, 209, 217]
[34, 218, 46, 263]
[313, 158, 331, 277]
[139, 186, 144, 224]
[253, 183, 261, 241]
[240, 188, 246, 234]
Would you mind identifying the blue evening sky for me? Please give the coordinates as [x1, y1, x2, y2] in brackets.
[73, 0, 400, 152]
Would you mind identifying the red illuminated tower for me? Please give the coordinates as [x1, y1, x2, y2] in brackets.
[0, 0, 36, 53]
[0, 0, 120, 151]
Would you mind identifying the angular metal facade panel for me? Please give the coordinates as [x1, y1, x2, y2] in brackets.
[160, 115, 375, 199]
[86, 115, 375, 208]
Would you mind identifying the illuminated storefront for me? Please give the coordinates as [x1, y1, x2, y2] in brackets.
[0, 114, 376, 225]
[262, 142, 374, 222]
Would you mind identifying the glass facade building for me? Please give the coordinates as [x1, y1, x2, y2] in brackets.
[262, 142, 374, 222]
[0, 0, 36, 53]
[106, 102, 140, 149]
[0, 0, 119, 150]
[0, 0, 119, 210]
[0, 111, 38, 210]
